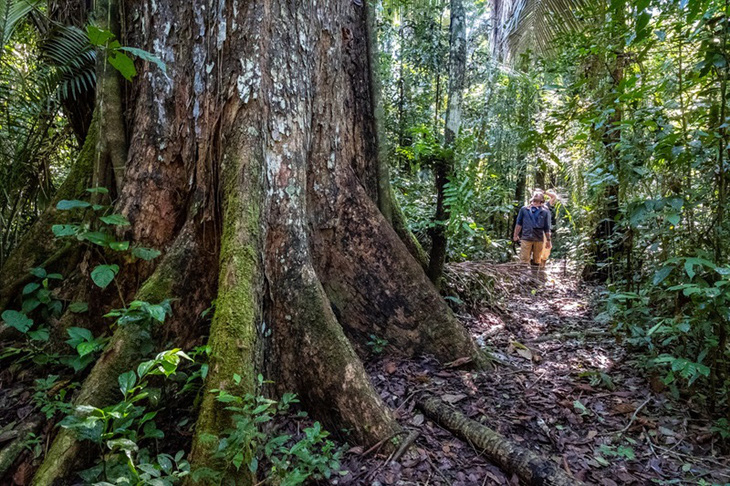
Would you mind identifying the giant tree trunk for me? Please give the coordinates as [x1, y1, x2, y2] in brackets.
[10, 0, 483, 483]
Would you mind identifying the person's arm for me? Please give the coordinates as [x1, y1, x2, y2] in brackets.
[514, 208, 523, 241]
[545, 190, 558, 208]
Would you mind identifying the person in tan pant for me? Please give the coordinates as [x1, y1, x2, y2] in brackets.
[513, 192, 552, 269]
[540, 189, 559, 266]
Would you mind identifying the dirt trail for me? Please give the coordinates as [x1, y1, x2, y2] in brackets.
[339, 261, 730, 485]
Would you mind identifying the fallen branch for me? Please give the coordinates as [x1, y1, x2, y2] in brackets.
[417, 393, 583, 486]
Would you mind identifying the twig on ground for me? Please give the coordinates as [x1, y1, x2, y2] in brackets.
[390, 430, 420, 464]
[425, 450, 453, 486]
[361, 431, 404, 458]
[528, 330, 607, 343]
[527, 370, 548, 389]
[616, 396, 652, 435]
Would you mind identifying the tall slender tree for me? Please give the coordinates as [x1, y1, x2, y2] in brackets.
[427, 0, 467, 287]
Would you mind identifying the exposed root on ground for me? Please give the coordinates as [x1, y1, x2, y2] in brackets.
[417, 393, 583, 486]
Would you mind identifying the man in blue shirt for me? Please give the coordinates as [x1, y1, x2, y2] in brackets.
[513, 192, 552, 268]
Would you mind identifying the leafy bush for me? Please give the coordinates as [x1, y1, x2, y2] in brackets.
[61, 349, 193, 485]
[194, 375, 346, 486]
[604, 257, 730, 412]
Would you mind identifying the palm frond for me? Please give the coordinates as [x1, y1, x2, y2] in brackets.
[41, 25, 96, 100]
[0, 0, 42, 45]
[492, 0, 594, 62]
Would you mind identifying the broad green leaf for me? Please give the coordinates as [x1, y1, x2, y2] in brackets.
[86, 187, 109, 194]
[23, 282, 40, 295]
[100, 214, 131, 226]
[67, 327, 93, 342]
[666, 213, 680, 226]
[232, 452, 244, 470]
[91, 264, 119, 288]
[28, 327, 50, 342]
[106, 438, 138, 452]
[87, 25, 114, 46]
[634, 12, 651, 43]
[653, 266, 672, 285]
[52, 224, 79, 237]
[77, 341, 98, 357]
[2, 310, 33, 333]
[108, 52, 137, 81]
[137, 360, 156, 378]
[143, 422, 164, 439]
[36, 288, 51, 304]
[56, 200, 91, 210]
[22, 298, 41, 313]
[118, 370, 137, 396]
[132, 247, 161, 261]
[140, 411, 158, 423]
[79, 231, 114, 247]
[69, 302, 89, 313]
[137, 464, 161, 477]
[109, 241, 130, 251]
[157, 454, 173, 473]
[118, 46, 167, 73]
[30, 267, 47, 278]
[145, 304, 167, 323]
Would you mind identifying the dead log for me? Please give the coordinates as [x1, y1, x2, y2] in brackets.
[417, 394, 583, 486]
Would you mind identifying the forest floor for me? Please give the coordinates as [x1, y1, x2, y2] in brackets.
[339, 261, 730, 486]
[2, 261, 730, 485]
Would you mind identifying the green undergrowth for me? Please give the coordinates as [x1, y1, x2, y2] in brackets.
[1, 190, 345, 485]
[601, 256, 730, 436]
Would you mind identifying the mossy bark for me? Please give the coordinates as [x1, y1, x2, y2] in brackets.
[188, 102, 266, 483]
[93, 0, 128, 195]
[0, 417, 41, 481]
